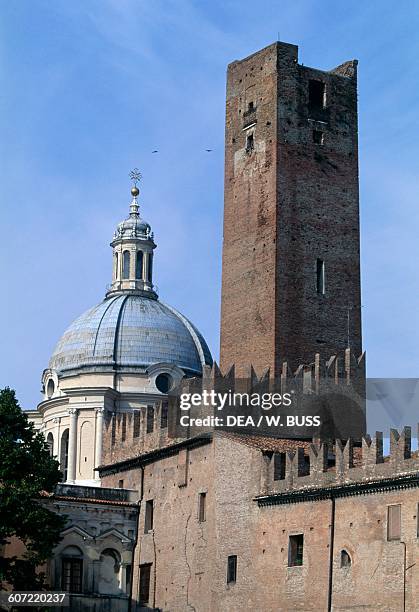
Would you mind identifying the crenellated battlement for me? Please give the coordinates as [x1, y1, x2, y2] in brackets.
[259, 425, 418, 498]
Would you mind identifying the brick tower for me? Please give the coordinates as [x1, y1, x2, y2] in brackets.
[220, 42, 362, 377]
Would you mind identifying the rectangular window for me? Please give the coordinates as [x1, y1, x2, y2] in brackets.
[387, 504, 401, 541]
[118, 479, 124, 489]
[61, 558, 82, 593]
[144, 499, 154, 533]
[274, 452, 286, 480]
[309, 79, 325, 109]
[316, 259, 325, 295]
[161, 400, 168, 429]
[198, 492, 206, 522]
[139, 563, 152, 604]
[227, 555, 237, 584]
[125, 564, 132, 594]
[288, 534, 304, 566]
[133, 411, 141, 438]
[146, 405, 154, 433]
[313, 129, 324, 145]
[246, 133, 254, 153]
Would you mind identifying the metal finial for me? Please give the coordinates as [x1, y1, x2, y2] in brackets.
[129, 168, 142, 198]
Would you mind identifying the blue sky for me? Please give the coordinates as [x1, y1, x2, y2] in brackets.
[1, 0, 419, 410]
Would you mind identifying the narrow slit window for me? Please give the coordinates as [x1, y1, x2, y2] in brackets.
[144, 500, 154, 533]
[136, 251, 144, 280]
[288, 534, 304, 566]
[198, 492, 206, 522]
[387, 504, 401, 541]
[316, 259, 325, 295]
[340, 550, 351, 568]
[227, 555, 237, 584]
[122, 250, 130, 279]
[147, 254, 153, 283]
[309, 79, 325, 109]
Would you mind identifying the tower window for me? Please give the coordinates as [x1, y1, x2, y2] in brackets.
[309, 79, 326, 109]
[246, 133, 254, 154]
[316, 259, 325, 295]
[227, 555, 237, 584]
[147, 253, 153, 283]
[136, 251, 144, 280]
[288, 534, 304, 566]
[122, 250, 130, 279]
[313, 130, 324, 145]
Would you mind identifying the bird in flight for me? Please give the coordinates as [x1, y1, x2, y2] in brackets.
[152, 150, 158, 153]
[205, 149, 213, 152]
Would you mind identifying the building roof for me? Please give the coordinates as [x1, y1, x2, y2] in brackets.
[49, 294, 212, 376]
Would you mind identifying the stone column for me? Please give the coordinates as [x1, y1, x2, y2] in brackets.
[95, 408, 105, 472]
[67, 408, 78, 482]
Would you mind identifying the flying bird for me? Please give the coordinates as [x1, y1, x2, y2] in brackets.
[152, 150, 158, 153]
[205, 149, 213, 152]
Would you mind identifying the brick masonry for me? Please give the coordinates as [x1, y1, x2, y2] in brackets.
[220, 42, 362, 377]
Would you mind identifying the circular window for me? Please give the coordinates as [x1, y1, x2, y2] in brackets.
[46, 379, 55, 399]
[155, 373, 173, 394]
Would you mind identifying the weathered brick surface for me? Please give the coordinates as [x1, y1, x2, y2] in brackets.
[100, 428, 419, 611]
[220, 42, 362, 377]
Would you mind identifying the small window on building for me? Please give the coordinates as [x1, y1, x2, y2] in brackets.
[316, 259, 325, 295]
[248, 101, 254, 112]
[156, 373, 173, 394]
[309, 79, 325, 109]
[47, 432, 54, 457]
[246, 133, 254, 154]
[133, 411, 141, 438]
[118, 479, 124, 489]
[313, 130, 324, 145]
[144, 499, 154, 533]
[46, 378, 55, 398]
[113, 252, 119, 280]
[227, 555, 237, 584]
[198, 492, 206, 522]
[147, 253, 153, 283]
[125, 564, 132, 594]
[122, 250, 130, 280]
[161, 400, 169, 429]
[146, 405, 154, 433]
[387, 504, 401, 541]
[340, 550, 351, 568]
[288, 534, 304, 566]
[136, 251, 144, 280]
[61, 546, 83, 593]
[274, 452, 286, 480]
[139, 563, 152, 605]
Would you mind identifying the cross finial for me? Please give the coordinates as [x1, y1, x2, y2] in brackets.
[129, 168, 142, 187]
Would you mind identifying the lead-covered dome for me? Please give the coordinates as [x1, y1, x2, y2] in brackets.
[49, 294, 212, 375]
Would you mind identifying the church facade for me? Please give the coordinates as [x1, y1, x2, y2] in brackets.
[27, 42, 418, 611]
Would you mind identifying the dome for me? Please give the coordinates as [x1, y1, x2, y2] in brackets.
[49, 294, 212, 376]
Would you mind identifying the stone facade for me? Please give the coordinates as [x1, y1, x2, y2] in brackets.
[220, 42, 362, 377]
